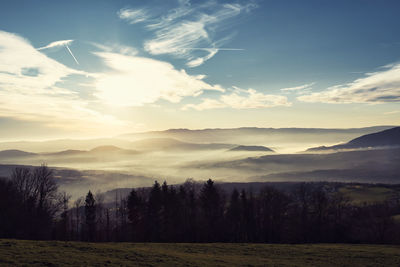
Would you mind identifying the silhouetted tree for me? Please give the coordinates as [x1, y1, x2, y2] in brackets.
[127, 189, 143, 241]
[309, 187, 329, 241]
[258, 186, 290, 242]
[291, 183, 313, 242]
[226, 188, 241, 242]
[0, 178, 23, 238]
[160, 182, 179, 241]
[73, 197, 83, 241]
[11, 167, 33, 203]
[240, 190, 257, 242]
[146, 181, 162, 241]
[11, 165, 62, 239]
[328, 192, 350, 242]
[57, 192, 71, 241]
[106, 208, 111, 242]
[3, 171, 400, 244]
[199, 179, 223, 241]
[85, 191, 96, 241]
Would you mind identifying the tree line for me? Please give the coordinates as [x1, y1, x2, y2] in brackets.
[1, 166, 400, 243]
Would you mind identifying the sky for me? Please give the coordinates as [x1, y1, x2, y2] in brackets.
[0, 0, 399, 140]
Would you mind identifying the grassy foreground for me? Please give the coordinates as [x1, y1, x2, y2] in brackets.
[0, 239, 399, 266]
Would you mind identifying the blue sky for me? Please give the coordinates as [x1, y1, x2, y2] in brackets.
[0, 0, 399, 140]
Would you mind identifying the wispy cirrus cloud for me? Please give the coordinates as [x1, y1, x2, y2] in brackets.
[183, 87, 291, 110]
[118, 8, 150, 24]
[298, 63, 400, 103]
[146, 0, 193, 30]
[89, 42, 138, 56]
[118, 1, 256, 67]
[281, 82, 315, 92]
[92, 50, 224, 106]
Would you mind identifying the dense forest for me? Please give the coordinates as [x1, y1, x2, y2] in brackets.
[1, 165, 400, 244]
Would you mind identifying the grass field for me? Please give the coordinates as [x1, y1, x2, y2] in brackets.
[339, 184, 399, 205]
[1, 239, 400, 266]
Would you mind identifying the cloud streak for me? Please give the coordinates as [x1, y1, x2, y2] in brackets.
[118, 8, 150, 24]
[298, 63, 400, 103]
[384, 110, 400, 115]
[119, 1, 256, 67]
[183, 87, 291, 110]
[281, 82, 315, 92]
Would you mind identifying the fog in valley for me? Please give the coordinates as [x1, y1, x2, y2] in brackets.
[0, 126, 398, 199]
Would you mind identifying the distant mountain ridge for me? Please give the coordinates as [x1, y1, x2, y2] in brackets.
[0, 126, 395, 153]
[0, 145, 138, 159]
[125, 126, 395, 136]
[118, 126, 396, 148]
[230, 145, 274, 152]
[90, 145, 130, 153]
[308, 127, 400, 151]
[0, 149, 37, 158]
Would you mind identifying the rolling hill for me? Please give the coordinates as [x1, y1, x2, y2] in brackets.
[193, 148, 400, 183]
[119, 126, 395, 144]
[0, 149, 37, 158]
[129, 138, 234, 151]
[308, 127, 400, 151]
[229, 145, 274, 152]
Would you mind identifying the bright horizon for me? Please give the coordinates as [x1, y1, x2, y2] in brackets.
[1, 0, 400, 141]
[0, 125, 397, 143]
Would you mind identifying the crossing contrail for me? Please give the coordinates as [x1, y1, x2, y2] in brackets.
[37, 39, 79, 65]
[182, 48, 244, 51]
[65, 44, 79, 65]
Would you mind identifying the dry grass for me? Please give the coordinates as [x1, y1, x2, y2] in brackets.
[1, 239, 400, 266]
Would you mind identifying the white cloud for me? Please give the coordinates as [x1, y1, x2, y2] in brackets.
[298, 63, 400, 103]
[119, 1, 255, 67]
[0, 30, 126, 135]
[186, 48, 218, 68]
[281, 82, 315, 92]
[0, 32, 81, 92]
[183, 88, 291, 110]
[118, 8, 150, 24]
[182, 98, 226, 111]
[0, 30, 231, 135]
[93, 51, 224, 106]
[384, 110, 400, 115]
[37, 39, 73, 50]
[90, 42, 138, 56]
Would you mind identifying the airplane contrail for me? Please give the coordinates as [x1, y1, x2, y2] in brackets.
[65, 44, 79, 65]
[182, 48, 244, 51]
[37, 39, 79, 65]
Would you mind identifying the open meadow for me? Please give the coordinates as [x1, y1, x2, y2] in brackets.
[1, 239, 400, 266]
